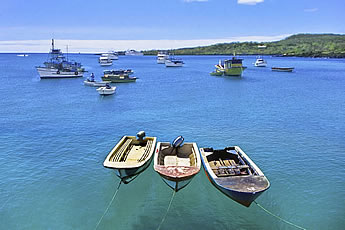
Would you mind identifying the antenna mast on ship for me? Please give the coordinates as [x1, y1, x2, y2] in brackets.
[52, 39, 54, 50]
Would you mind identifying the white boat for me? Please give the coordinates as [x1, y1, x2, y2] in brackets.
[254, 57, 267, 67]
[101, 52, 118, 60]
[154, 136, 201, 192]
[125, 49, 143, 56]
[99, 56, 113, 66]
[17, 54, 29, 57]
[37, 67, 83, 78]
[157, 52, 169, 64]
[36, 39, 83, 78]
[96, 84, 116, 95]
[84, 79, 110, 87]
[165, 58, 184, 67]
[103, 131, 157, 183]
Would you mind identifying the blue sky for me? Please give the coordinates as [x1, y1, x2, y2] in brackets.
[0, 0, 344, 51]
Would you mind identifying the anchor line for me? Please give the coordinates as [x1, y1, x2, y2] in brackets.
[94, 180, 122, 230]
[254, 201, 307, 230]
[157, 190, 176, 230]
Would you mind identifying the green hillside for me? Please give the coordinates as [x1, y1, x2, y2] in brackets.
[144, 34, 345, 58]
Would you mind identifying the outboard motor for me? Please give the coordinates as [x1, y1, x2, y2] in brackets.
[137, 131, 146, 142]
[172, 136, 184, 148]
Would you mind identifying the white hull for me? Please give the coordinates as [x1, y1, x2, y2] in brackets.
[97, 86, 116, 95]
[84, 81, 110, 87]
[100, 62, 113, 66]
[254, 62, 267, 67]
[165, 60, 184, 67]
[157, 59, 166, 64]
[37, 67, 83, 78]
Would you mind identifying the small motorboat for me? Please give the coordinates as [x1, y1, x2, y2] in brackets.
[84, 73, 110, 87]
[103, 131, 157, 183]
[165, 58, 184, 67]
[154, 136, 201, 192]
[96, 83, 116, 95]
[271, 67, 294, 72]
[254, 57, 267, 67]
[200, 146, 270, 207]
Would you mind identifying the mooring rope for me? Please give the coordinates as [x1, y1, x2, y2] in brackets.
[95, 181, 122, 230]
[254, 201, 307, 230]
[157, 190, 176, 230]
[0, 196, 11, 211]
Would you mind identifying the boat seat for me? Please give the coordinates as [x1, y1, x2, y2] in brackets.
[164, 156, 190, 167]
[112, 139, 132, 162]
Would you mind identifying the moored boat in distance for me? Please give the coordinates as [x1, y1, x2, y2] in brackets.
[103, 131, 157, 183]
[36, 39, 84, 78]
[212, 57, 245, 76]
[200, 146, 270, 207]
[157, 51, 170, 64]
[154, 136, 201, 192]
[254, 57, 267, 67]
[99, 56, 113, 66]
[84, 73, 110, 87]
[125, 49, 144, 56]
[17, 54, 29, 57]
[102, 70, 137, 83]
[271, 67, 294, 72]
[165, 57, 184, 67]
[101, 51, 119, 60]
[96, 84, 116, 95]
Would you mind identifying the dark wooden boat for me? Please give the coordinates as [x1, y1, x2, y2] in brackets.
[271, 67, 294, 72]
[200, 146, 270, 207]
[103, 131, 156, 184]
[154, 136, 201, 192]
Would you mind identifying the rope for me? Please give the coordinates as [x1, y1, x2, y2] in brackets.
[0, 196, 11, 210]
[157, 190, 176, 230]
[95, 181, 122, 230]
[254, 201, 307, 230]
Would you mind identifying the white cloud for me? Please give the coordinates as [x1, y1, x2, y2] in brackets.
[0, 35, 290, 53]
[238, 0, 264, 5]
[304, 8, 318, 12]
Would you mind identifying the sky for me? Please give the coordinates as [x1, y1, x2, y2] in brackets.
[0, 0, 344, 52]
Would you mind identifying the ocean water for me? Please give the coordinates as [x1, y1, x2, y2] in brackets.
[0, 54, 344, 230]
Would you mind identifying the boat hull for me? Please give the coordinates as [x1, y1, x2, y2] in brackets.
[113, 157, 153, 184]
[224, 67, 244, 76]
[160, 174, 194, 192]
[271, 67, 294, 72]
[84, 81, 110, 87]
[200, 146, 270, 207]
[165, 62, 183, 67]
[254, 63, 267, 67]
[37, 67, 83, 78]
[102, 76, 137, 83]
[203, 167, 266, 207]
[104, 135, 157, 183]
[96, 87, 116, 95]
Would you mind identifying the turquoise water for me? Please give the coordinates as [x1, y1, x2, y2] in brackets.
[0, 54, 344, 230]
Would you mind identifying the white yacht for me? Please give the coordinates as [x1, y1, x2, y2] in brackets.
[101, 51, 118, 60]
[254, 57, 267, 67]
[99, 56, 113, 66]
[157, 52, 169, 64]
[125, 49, 143, 56]
[165, 57, 184, 67]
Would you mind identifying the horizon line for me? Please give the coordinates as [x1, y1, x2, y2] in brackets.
[0, 34, 292, 53]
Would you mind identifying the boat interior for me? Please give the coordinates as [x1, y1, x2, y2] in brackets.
[157, 143, 197, 168]
[204, 147, 255, 177]
[109, 137, 154, 164]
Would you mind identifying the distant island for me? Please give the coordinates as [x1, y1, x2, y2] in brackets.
[143, 34, 345, 58]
